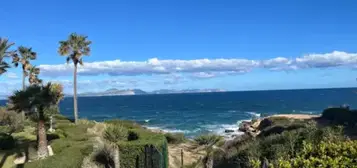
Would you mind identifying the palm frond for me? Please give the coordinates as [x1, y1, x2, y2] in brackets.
[59, 33, 91, 65]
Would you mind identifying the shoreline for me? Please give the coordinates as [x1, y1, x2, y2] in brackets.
[145, 113, 321, 140]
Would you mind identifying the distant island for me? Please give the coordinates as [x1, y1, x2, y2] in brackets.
[76, 88, 225, 97]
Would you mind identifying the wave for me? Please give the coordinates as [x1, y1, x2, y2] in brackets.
[144, 126, 200, 134]
[246, 111, 261, 118]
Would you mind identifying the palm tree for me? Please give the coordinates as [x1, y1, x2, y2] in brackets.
[0, 38, 16, 75]
[12, 46, 37, 90]
[28, 66, 42, 85]
[8, 83, 64, 159]
[58, 33, 91, 124]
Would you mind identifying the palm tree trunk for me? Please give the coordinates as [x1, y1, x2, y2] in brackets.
[37, 109, 48, 159]
[73, 63, 78, 124]
[114, 146, 120, 168]
[21, 71, 26, 120]
[22, 71, 25, 90]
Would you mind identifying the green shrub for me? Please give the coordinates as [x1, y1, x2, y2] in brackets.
[104, 124, 128, 142]
[194, 134, 223, 145]
[214, 124, 347, 168]
[24, 142, 93, 168]
[164, 132, 186, 144]
[276, 140, 357, 167]
[117, 129, 168, 168]
[0, 107, 24, 134]
[321, 107, 357, 126]
[104, 119, 142, 129]
[128, 130, 140, 141]
[0, 133, 15, 150]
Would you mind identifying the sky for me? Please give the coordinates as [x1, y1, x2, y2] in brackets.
[1, 0, 357, 95]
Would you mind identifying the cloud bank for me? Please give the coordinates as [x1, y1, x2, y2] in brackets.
[39, 51, 357, 77]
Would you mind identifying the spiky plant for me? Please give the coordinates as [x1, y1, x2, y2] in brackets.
[103, 125, 128, 168]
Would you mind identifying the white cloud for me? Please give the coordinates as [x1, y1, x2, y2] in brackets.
[36, 51, 357, 78]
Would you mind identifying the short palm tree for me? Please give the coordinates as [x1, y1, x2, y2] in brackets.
[58, 33, 91, 124]
[12, 46, 37, 90]
[0, 38, 16, 75]
[8, 83, 64, 159]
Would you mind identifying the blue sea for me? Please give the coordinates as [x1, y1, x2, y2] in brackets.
[1, 88, 357, 138]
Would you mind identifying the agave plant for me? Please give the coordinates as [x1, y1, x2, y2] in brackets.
[103, 125, 128, 168]
[8, 83, 64, 158]
[58, 33, 91, 124]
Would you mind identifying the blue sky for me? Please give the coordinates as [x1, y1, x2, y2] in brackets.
[1, 0, 357, 94]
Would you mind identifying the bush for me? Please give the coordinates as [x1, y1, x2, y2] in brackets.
[0, 107, 24, 134]
[214, 124, 347, 168]
[321, 107, 357, 126]
[105, 119, 142, 129]
[0, 133, 15, 150]
[194, 134, 223, 145]
[104, 124, 128, 142]
[117, 129, 168, 168]
[275, 140, 357, 168]
[128, 130, 140, 141]
[164, 132, 186, 144]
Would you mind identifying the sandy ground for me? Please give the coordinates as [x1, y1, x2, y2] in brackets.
[168, 142, 206, 168]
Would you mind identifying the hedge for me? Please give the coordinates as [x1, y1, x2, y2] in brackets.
[118, 128, 168, 168]
[24, 142, 93, 168]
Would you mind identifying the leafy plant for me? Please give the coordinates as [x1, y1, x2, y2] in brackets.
[194, 134, 223, 145]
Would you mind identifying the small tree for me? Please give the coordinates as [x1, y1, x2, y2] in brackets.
[9, 83, 64, 159]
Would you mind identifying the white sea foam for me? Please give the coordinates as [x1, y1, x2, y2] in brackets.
[145, 126, 199, 134]
[246, 111, 261, 118]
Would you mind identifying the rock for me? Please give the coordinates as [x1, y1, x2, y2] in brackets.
[48, 145, 54, 156]
[14, 152, 26, 165]
[225, 129, 234, 133]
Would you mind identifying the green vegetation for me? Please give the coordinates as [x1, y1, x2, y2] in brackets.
[164, 132, 186, 144]
[213, 108, 357, 168]
[194, 134, 223, 145]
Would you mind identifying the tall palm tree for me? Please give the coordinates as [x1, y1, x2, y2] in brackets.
[9, 83, 64, 159]
[58, 33, 91, 124]
[0, 38, 16, 75]
[12, 46, 37, 90]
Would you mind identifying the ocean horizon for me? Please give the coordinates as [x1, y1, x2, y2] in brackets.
[1, 87, 357, 138]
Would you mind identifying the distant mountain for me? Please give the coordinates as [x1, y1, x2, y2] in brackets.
[74, 88, 225, 97]
[78, 88, 147, 97]
[151, 89, 225, 94]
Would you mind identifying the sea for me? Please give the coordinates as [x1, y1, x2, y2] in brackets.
[1, 88, 357, 138]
